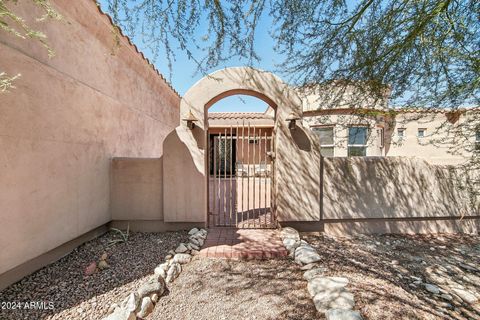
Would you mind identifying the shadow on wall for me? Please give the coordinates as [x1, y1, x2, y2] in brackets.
[275, 122, 322, 222]
[163, 127, 206, 223]
[322, 157, 479, 221]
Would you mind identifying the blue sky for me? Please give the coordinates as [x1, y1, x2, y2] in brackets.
[98, 1, 279, 112]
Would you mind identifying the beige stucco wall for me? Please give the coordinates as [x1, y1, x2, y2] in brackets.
[303, 111, 386, 157]
[163, 67, 322, 224]
[303, 111, 476, 165]
[0, 0, 179, 277]
[322, 157, 478, 220]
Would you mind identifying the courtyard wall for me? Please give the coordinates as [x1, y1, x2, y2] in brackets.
[0, 0, 180, 288]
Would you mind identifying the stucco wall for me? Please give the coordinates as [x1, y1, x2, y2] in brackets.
[0, 0, 179, 277]
[322, 157, 478, 221]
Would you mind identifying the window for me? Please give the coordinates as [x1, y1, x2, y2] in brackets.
[377, 127, 384, 148]
[418, 128, 426, 138]
[397, 128, 406, 138]
[312, 126, 334, 157]
[348, 126, 368, 157]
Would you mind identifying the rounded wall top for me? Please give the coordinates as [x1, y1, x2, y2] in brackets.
[180, 66, 302, 129]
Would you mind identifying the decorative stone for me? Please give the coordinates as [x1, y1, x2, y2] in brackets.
[303, 267, 326, 281]
[150, 293, 159, 303]
[190, 237, 200, 246]
[166, 262, 182, 283]
[300, 263, 318, 271]
[191, 249, 200, 256]
[102, 307, 135, 320]
[175, 243, 189, 253]
[154, 267, 166, 279]
[173, 253, 192, 264]
[440, 294, 453, 301]
[137, 275, 166, 298]
[283, 238, 300, 254]
[451, 288, 478, 304]
[313, 290, 355, 313]
[122, 292, 140, 313]
[280, 227, 300, 241]
[188, 228, 199, 235]
[98, 260, 109, 270]
[136, 297, 154, 319]
[107, 303, 119, 315]
[307, 277, 349, 298]
[295, 245, 321, 265]
[325, 309, 363, 320]
[424, 283, 440, 294]
[189, 242, 200, 251]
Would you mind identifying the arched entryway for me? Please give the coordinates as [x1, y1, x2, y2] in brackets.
[206, 93, 276, 228]
[163, 67, 321, 228]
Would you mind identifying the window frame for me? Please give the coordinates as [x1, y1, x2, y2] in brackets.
[475, 129, 480, 151]
[311, 125, 335, 157]
[347, 125, 369, 157]
[397, 128, 406, 138]
[417, 128, 427, 138]
[377, 126, 385, 148]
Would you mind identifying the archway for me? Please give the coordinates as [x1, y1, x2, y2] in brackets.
[207, 93, 275, 228]
[163, 67, 321, 228]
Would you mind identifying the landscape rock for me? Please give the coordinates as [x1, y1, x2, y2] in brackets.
[280, 227, 300, 241]
[137, 275, 166, 298]
[295, 245, 322, 265]
[188, 228, 199, 235]
[136, 297, 154, 319]
[166, 262, 182, 283]
[175, 243, 189, 253]
[325, 309, 363, 320]
[313, 290, 355, 313]
[173, 253, 192, 264]
[151, 293, 159, 303]
[303, 267, 327, 281]
[154, 262, 169, 278]
[307, 277, 349, 297]
[301, 263, 318, 271]
[122, 292, 140, 312]
[283, 238, 300, 254]
[451, 288, 478, 304]
[424, 283, 440, 294]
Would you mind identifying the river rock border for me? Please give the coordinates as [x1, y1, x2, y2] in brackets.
[280, 227, 363, 320]
[102, 228, 208, 320]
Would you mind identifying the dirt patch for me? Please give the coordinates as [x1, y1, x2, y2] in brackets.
[149, 258, 317, 320]
[0, 231, 188, 320]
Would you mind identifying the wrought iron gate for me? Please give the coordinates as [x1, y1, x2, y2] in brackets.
[208, 123, 276, 228]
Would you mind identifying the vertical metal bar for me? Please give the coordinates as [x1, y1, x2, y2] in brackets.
[246, 122, 251, 228]
[264, 131, 268, 227]
[252, 125, 256, 228]
[258, 128, 262, 227]
[218, 133, 222, 226]
[213, 134, 216, 227]
[229, 125, 233, 227]
[235, 122, 239, 228]
[241, 120, 245, 228]
[223, 129, 227, 227]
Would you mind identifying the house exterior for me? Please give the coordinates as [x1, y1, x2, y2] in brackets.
[207, 90, 479, 166]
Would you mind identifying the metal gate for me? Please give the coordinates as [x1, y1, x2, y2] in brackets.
[208, 123, 276, 228]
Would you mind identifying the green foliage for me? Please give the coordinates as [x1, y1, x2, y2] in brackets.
[103, 0, 479, 109]
[0, 71, 20, 92]
[0, 0, 61, 57]
[107, 224, 130, 247]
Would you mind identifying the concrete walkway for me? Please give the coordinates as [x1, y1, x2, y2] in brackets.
[199, 228, 288, 259]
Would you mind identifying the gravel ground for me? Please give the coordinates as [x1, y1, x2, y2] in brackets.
[0, 230, 188, 320]
[149, 257, 317, 320]
[304, 233, 480, 320]
[1, 231, 479, 320]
